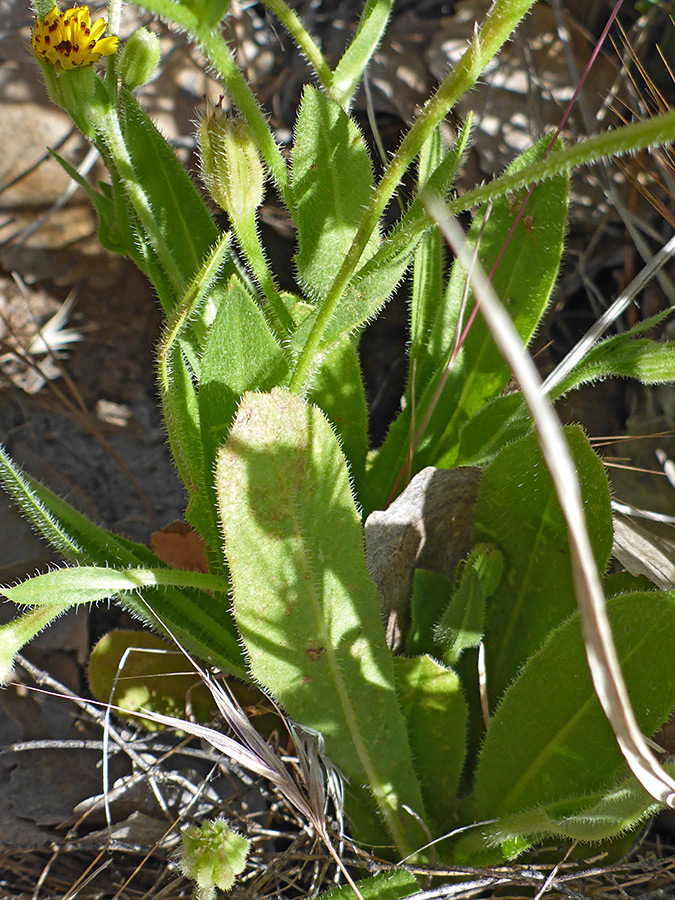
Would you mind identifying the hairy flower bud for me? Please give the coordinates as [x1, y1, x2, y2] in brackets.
[197, 100, 265, 220]
[119, 27, 160, 90]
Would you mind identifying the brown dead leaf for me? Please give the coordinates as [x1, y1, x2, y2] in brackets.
[151, 520, 209, 573]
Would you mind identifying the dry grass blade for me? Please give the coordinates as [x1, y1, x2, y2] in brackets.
[425, 195, 675, 809]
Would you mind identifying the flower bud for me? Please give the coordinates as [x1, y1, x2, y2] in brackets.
[197, 100, 265, 220]
[119, 27, 161, 91]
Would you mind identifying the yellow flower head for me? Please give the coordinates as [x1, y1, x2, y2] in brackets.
[31, 5, 118, 70]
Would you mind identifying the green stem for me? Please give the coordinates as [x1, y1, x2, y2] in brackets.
[261, 0, 332, 92]
[444, 108, 675, 216]
[289, 0, 536, 392]
[233, 212, 296, 339]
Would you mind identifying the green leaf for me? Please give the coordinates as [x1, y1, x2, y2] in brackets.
[474, 765, 673, 855]
[292, 86, 377, 301]
[215, 388, 428, 857]
[475, 427, 613, 708]
[436, 544, 503, 666]
[437, 568, 483, 662]
[307, 336, 368, 500]
[0, 446, 247, 678]
[431, 135, 568, 456]
[180, 817, 250, 900]
[164, 348, 210, 539]
[199, 275, 290, 481]
[157, 232, 232, 565]
[299, 117, 473, 354]
[408, 118, 472, 397]
[180, 0, 231, 26]
[603, 571, 656, 596]
[331, 0, 393, 108]
[116, 86, 218, 304]
[88, 630, 213, 729]
[406, 569, 451, 657]
[394, 655, 467, 835]
[1, 565, 229, 606]
[452, 393, 532, 467]
[317, 870, 418, 900]
[460, 591, 675, 861]
[555, 338, 675, 396]
[49, 150, 132, 256]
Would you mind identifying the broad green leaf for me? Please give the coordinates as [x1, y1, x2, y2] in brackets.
[127, 208, 177, 312]
[408, 118, 472, 398]
[364, 135, 568, 513]
[292, 86, 377, 300]
[116, 86, 218, 305]
[394, 655, 467, 835]
[476, 427, 613, 708]
[164, 349, 213, 545]
[603, 571, 655, 596]
[199, 275, 290, 480]
[331, 0, 393, 108]
[215, 389, 428, 857]
[0, 446, 246, 678]
[428, 137, 566, 451]
[318, 870, 418, 900]
[180, 0, 231, 25]
[307, 336, 368, 500]
[437, 568, 483, 663]
[461, 592, 675, 861]
[291, 227, 413, 352]
[180, 818, 250, 897]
